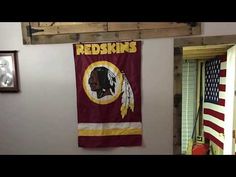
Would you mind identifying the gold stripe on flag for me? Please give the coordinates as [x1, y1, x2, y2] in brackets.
[78, 128, 142, 136]
[78, 122, 142, 130]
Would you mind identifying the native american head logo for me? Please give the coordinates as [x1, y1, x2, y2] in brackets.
[88, 66, 116, 99]
[83, 61, 134, 118]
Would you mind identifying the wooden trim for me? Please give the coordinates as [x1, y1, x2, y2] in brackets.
[38, 22, 89, 27]
[139, 22, 189, 30]
[191, 23, 202, 35]
[183, 48, 228, 60]
[184, 44, 233, 50]
[38, 22, 54, 27]
[108, 22, 139, 31]
[183, 44, 233, 60]
[196, 61, 201, 137]
[77, 31, 139, 42]
[140, 26, 194, 38]
[107, 22, 189, 31]
[30, 22, 40, 27]
[31, 23, 108, 36]
[28, 27, 201, 45]
[21, 22, 31, 44]
[173, 50, 182, 155]
[176, 40, 234, 60]
[22, 22, 201, 45]
[31, 34, 78, 44]
[175, 34, 236, 47]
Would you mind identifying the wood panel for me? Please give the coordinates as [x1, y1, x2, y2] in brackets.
[30, 22, 40, 27]
[173, 52, 182, 155]
[77, 32, 119, 42]
[175, 35, 236, 47]
[21, 22, 201, 44]
[139, 22, 188, 29]
[31, 23, 108, 35]
[38, 22, 85, 27]
[21, 22, 31, 44]
[108, 22, 139, 31]
[107, 22, 188, 31]
[140, 26, 193, 38]
[183, 44, 233, 60]
[31, 34, 78, 44]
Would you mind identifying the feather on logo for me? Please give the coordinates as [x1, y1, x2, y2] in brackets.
[120, 73, 134, 118]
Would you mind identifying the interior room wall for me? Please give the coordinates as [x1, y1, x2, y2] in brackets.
[0, 22, 236, 154]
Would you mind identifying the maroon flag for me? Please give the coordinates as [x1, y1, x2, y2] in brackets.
[73, 41, 142, 147]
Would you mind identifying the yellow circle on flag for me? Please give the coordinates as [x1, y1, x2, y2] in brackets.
[83, 61, 123, 105]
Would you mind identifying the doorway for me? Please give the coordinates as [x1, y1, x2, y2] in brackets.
[173, 34, 236, 155]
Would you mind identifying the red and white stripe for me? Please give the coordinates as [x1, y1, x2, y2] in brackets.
[203, 56, 226, 149]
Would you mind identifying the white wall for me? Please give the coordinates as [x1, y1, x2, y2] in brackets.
[0, 23, 173, 154]
[0, 22, 236, 154]
[203, 23, 236, 36]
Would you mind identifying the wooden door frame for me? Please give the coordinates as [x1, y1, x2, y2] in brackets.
[173, 34, 236, 154]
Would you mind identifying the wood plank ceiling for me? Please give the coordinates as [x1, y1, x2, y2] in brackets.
[183, 44, 234, 60]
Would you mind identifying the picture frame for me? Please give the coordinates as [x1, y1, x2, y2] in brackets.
[0, 51, 19, 92]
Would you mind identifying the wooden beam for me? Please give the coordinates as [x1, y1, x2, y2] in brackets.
[183, 44, 232, 60]
[139, 22, 188, 29]
[78, 26, 196, 42]
[173, 51, 182, 155]
[174, 47, 182, 55]
[39, 22, 85, 27]
[31, 23, 108, 36]
[39, 22, 54, 26]
[191, 22, 201, 35]
[77, 31, 140, 42]
[183, 50, 227, 60]
[76, 26, 198, 42]
[31, 34, 78, 44]
[175, 37, 203, 47]
[204, 35, 236, 45]
[108, 22, 189, 31]
[30, 22, 40, 27]
[22, 22, 201, 45]
[140, 26, 193, 38]
[29, 26, 201, 44]
[183, 53, 227, 60]
[21, 22, 32, 44]
[77, 32, 119, 42]
[184, 48, 227, 54]
[108, 22, 139, 31]
[175, 34, 236, 47]
[118, 31, 140, 40]
[183, 44, 233, 50]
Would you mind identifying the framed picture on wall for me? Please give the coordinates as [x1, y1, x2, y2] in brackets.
[0, 51, 19, 92]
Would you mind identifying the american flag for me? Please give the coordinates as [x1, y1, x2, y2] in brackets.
[203, 55, 227, 149]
